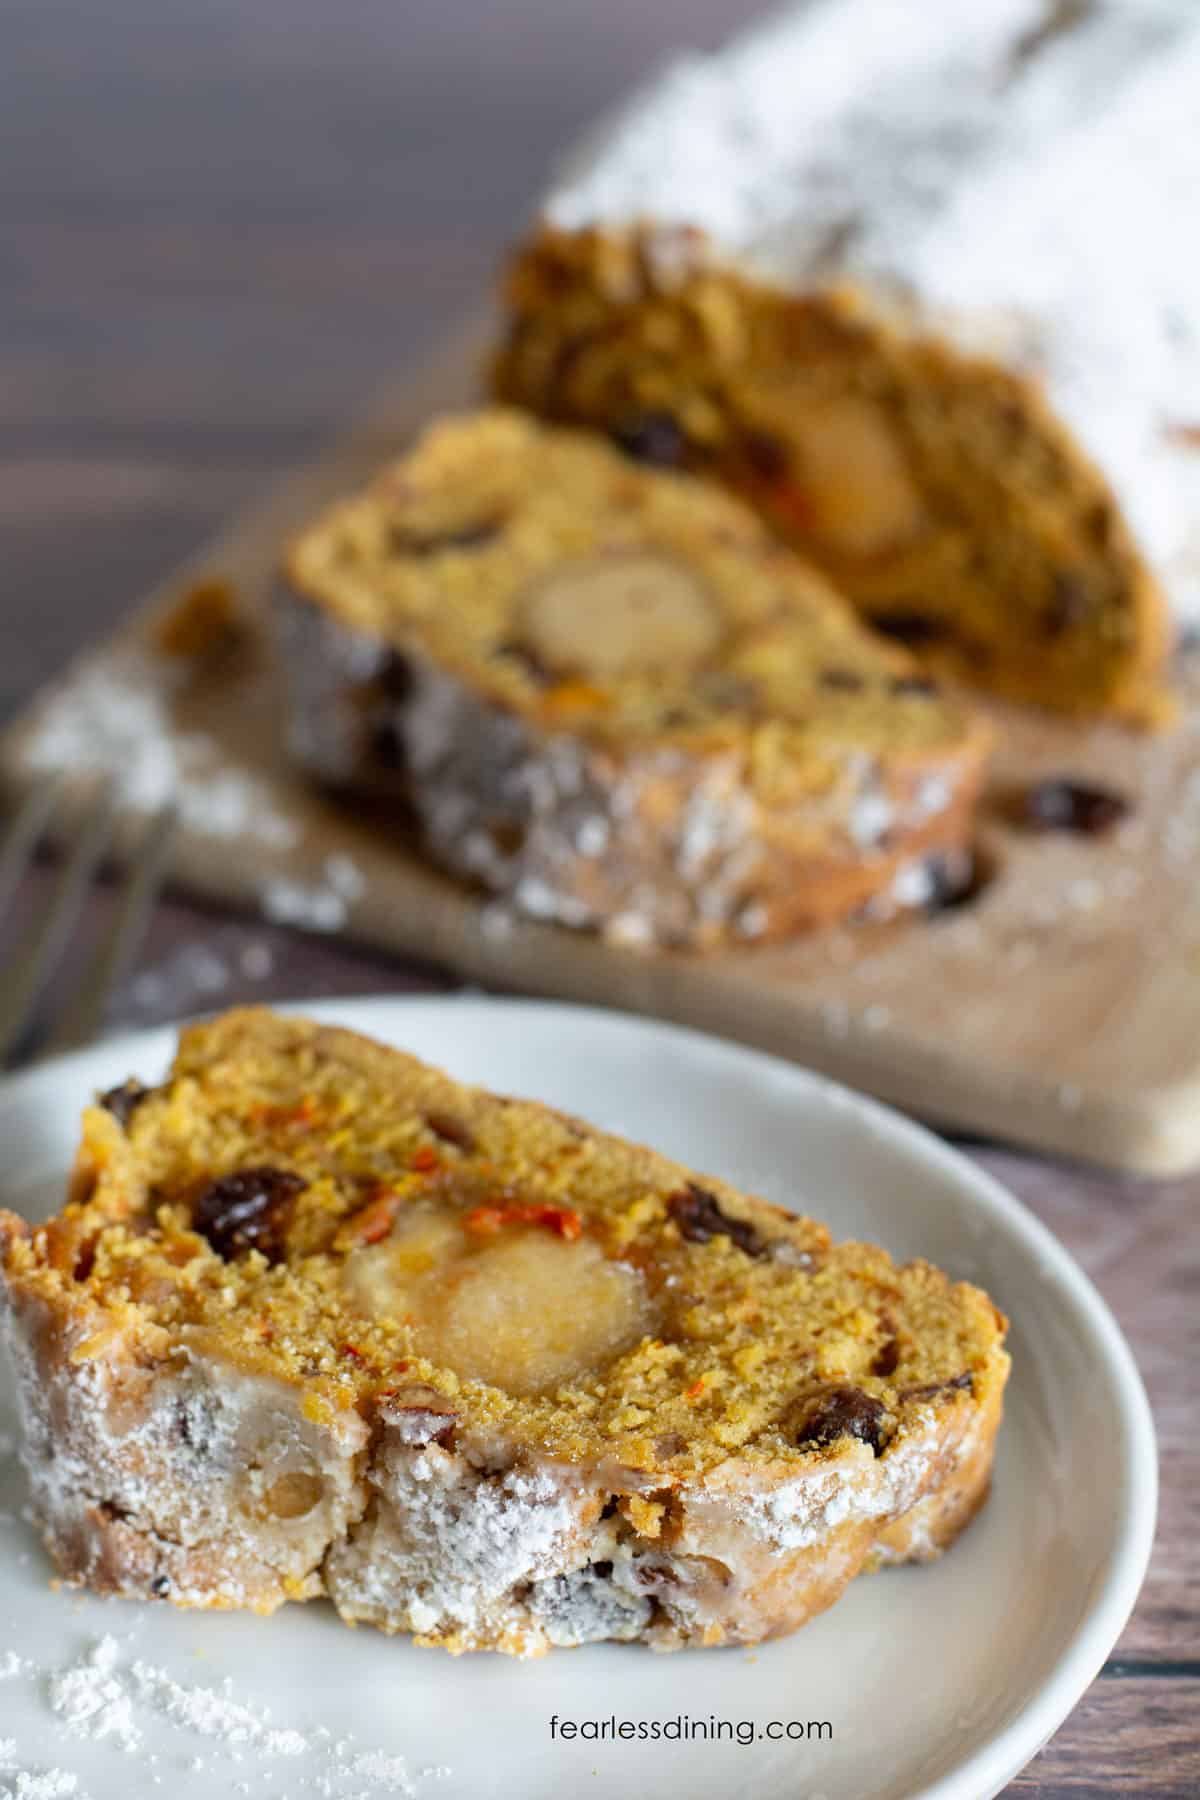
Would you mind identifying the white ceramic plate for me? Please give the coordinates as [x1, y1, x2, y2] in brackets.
[0, 998, 1155, 1800]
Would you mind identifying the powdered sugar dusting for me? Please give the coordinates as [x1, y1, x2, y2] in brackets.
[548, 0, 1200, 618]
[47, 1637, 140, 1752]
[20, 650, 300, 849]
[260, 853, 367, 933]
[128, 1661, 307, 1756]
[1, 1635, 433, 1797]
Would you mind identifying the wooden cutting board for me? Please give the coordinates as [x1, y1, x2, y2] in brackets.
[5, 315, 1200, 1175]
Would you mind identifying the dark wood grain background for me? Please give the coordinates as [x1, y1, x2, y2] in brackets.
[2, 2, 1197, 1793]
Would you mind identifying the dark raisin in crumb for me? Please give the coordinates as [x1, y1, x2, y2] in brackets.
[1019, 779, 1130, 836]
[667, 1182, 766, 1258]
[794, 1386, 888, 1455]
[192, 1167, 307, 1264]
[870, 610, 948, 647]
[150, 1574, 171, 1598]
[99, 1079, 152, 1129]
[741, 428, 789, 482]
[872, 1338, 902, 1378]
[424, 1110, 476, 1153]
[1042, 570, 1090, 637]
[612, 411, 688, 468]
[818, 668, 866, 692]
[591, 1560, 614, 1580]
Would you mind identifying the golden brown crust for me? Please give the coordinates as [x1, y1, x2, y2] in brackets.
[492, 224, 1173, 723]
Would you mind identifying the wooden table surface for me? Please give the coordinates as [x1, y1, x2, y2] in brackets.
[3, 3, 1196, 1793]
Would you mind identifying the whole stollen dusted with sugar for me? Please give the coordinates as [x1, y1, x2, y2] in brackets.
[275, 409, 991, 948]
[493, 0, 1200, 722]
[0, 1008, 1010, 1656]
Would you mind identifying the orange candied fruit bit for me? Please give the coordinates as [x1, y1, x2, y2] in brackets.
[540, 680, 612, 719]
[462, 1201, 583, 1241]
[410, 1145, 441, 1174]
[249, 1095, 321, 1130]
[337, 1188, 399, 1248]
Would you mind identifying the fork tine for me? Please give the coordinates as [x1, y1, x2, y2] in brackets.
[0, 773, 66, 925]
[0, 778, 119, 1065]
[40, 801, 178, 1058]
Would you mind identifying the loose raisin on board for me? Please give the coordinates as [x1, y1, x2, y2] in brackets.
[794, 1386, 888, 1455]
[1019, 779, 1129, 836]
[192, 1167, 307, 1264]
[667, 1182, 766, 1258]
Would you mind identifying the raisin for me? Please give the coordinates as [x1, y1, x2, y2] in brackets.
[388, 518, 500, 556]
[872, 1338, 902, 1378]
[99, 1079, 152, 1129]
[794, 1386, 888, 1455]
[150, 1574, 171, 1598]
[870, 611, 948, 646]
[612, 411, 687, 468]
[818, 668, 866, 692]
[1019, 779, 1129, 836]
[192, 1167, 306, 1264]
[667, 1182, 766, 1258]
[889, 674, 939, 697]
[424, 1109, 476, 1152]
[741, 428, 789, 481]
[1042, 570, 1089, 637]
